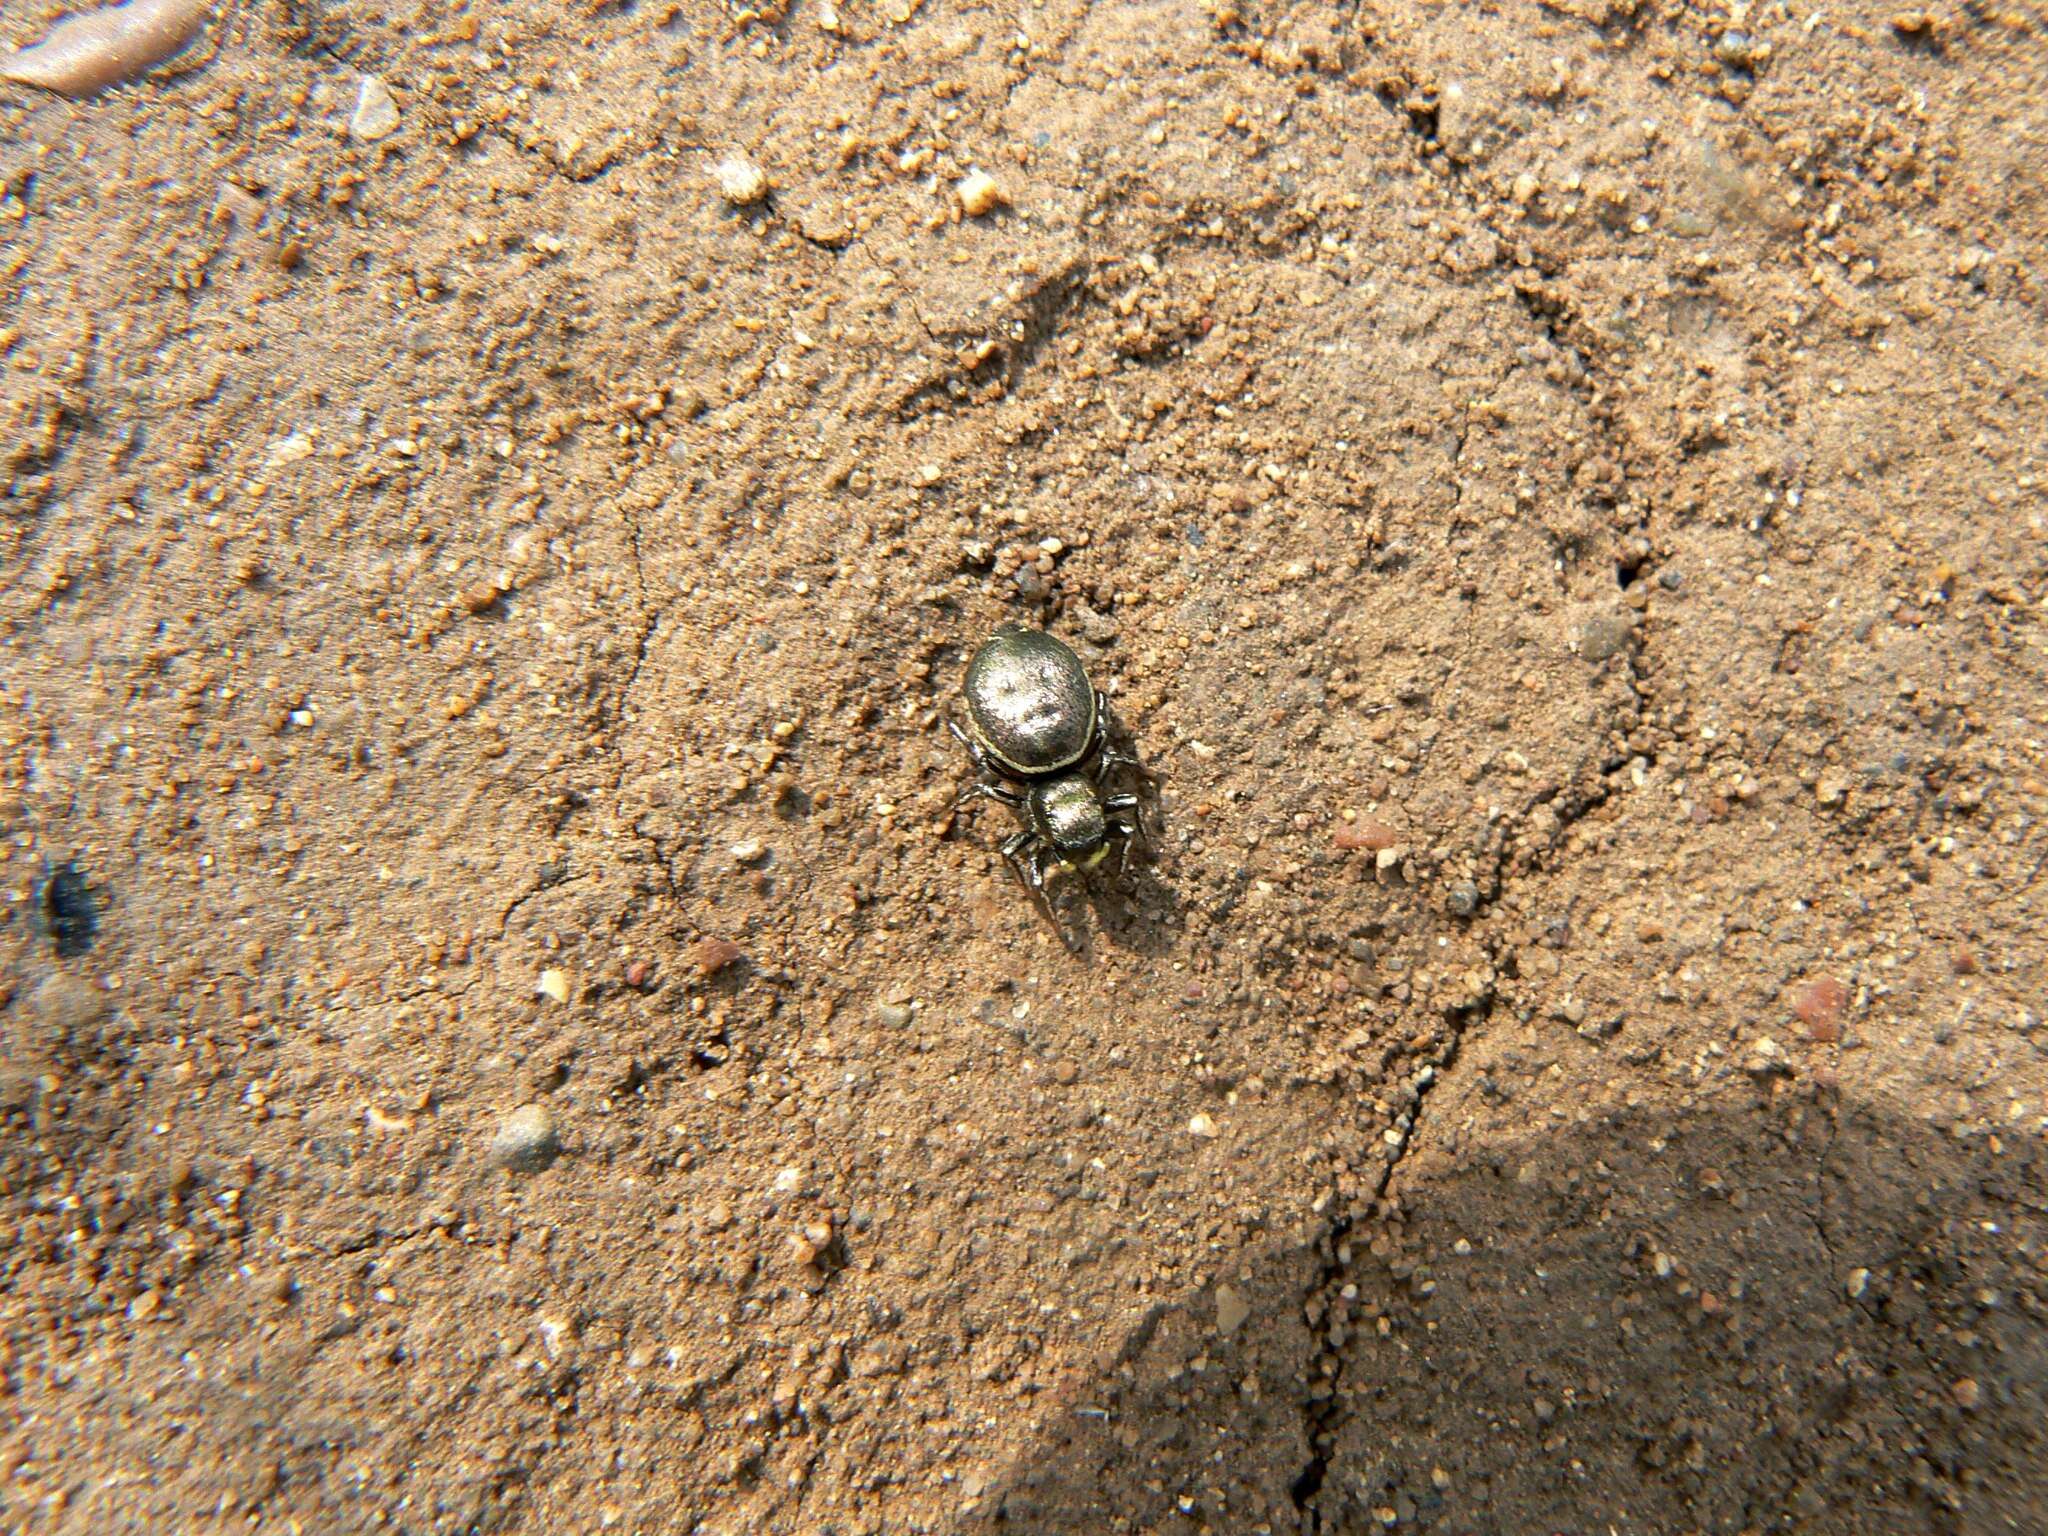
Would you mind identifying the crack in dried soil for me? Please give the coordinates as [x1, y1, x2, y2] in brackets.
[1286, 39, 1670, 1515]
[1290, 984, 1489, 1526]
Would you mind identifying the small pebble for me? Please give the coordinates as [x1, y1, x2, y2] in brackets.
[691, 937, 745, 977]
[1446, 881, 1480, 917]
[731, 839, 766, 865]
[1714, 30, 1757, 68]
[624, 959, 652, 989]
[1846, 1267, 1870, 1299]
[1951, 1377, 1981, 1410]
[715, 154, 769, 205]
[351, 75, 401, 142]
[1577, 606, 1639, 662]
[538, 968, 571, 1004]
[30, 973, 110, 1041]
[1051, 1060, 1079, 1085]
[1215, 1283, 1250, 1337]
[490, 1104, 560, 1172]
[875, 1002, 913, 1028]
[1791, 975, 1848, 1042]
[1187, 1112, 1220, 1138]
[0, 0, 213, 97]
[1334, 817, 1400, 853]
[792, 1219, 834, 1268]
[957, 168, 1006, 217]
[1743, 1036, 1790, 1078]
[459, 581, 503, 615]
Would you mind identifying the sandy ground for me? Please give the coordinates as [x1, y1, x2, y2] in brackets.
[2, 1, 2046, 1532]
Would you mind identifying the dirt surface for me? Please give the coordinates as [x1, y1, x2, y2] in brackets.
[3, 0, 2046, 1531]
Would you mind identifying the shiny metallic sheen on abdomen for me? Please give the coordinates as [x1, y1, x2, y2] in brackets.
[962, 628, 1097, 776]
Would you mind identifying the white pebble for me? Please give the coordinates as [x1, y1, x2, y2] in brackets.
[1187, 1112, 1219, 1138]
[351, 75, 401, 142]
[957, 168, 1006, 217]
[538, 968, 570, 1004]
[715, 154, 769, 206]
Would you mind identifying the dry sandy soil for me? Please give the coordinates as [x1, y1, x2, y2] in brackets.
[3, 0, 2047, 1532]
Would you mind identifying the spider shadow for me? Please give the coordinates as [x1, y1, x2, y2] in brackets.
[1039, 845, 1181, 961]
[954, 717, 1178, 959]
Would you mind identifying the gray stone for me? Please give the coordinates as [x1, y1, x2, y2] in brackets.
[30, 973, 109, 1041]
[1577, 607, 1639, 663]
[490, 1104, 560, 1172]
[1215, 1283, 1251, 1337]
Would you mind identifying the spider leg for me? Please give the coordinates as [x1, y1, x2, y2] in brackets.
[948, 716, 1002, 779]
[1093, 747, 1152, 784]
[1000, 829, 1038, 893]
[956, 780, 1024, 814]
[1104, 792, 1146, 849]
[1028, 845, 1084, 952]
[1090, 690, 1158, 784]
[1030, 843, 1059, 893]
[1105, 806, 1149, 875]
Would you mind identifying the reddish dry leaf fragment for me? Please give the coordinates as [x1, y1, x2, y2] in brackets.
[1791, 974, 1848, 1042]
[690, 937, 744, 978]
[1333, 817, 1400, 853]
